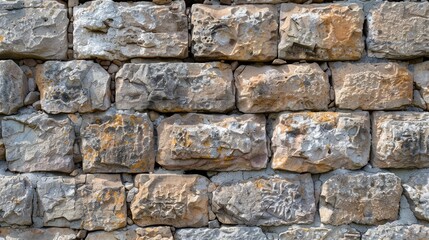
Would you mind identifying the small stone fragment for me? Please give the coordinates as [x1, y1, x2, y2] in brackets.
[0, 60, 27, 115]
[279, 226, 360, 240]
[175, 226, 268, 240]
[0, 228, 76, 240]
[24, 91, 40, 105]
[414, 61, 429, 108]
[362, 224, 429, 240]
[403, 172, 429, 221]
[0, 176, 33, 226]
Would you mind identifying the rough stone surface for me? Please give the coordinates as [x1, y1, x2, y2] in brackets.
[331, 62, 413, 110]
[414, 61, 429, 108]
[73, 0, 188, 60]
[175, 227, 268, 240]
[372, 112, 429, 168]
[235, 64, 329, 113]
[367, 2, 429, 59]
[86, 226, 173, 240]
[0, 0, 68, 59]
[212, 174, 315, 226]
[271, 112, 371, 173]
[191, 4, 278, 61]
[1, 112, 75, 173]
[115, 62, 234, 112]
[279, 3, 364, 61]
[362, 224, 429, 240]
[320, 172, 402, 225]
[35, 60, 111, 114]
[131, 174, 209, 228]
[403, 172, 429, 221]
[157, 114, 268, 171]
[0, 60, 27, 115]
[80, 109, 155, 173]
[0, 176, 33, 226]
[279, 226, 361, 240]
[0, 228, 76, 240]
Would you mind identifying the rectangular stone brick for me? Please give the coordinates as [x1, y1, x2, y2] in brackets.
[235, 63, 330, 113]
[0, 176, 33, 226]
[279, 226, 360, 240]
[0, 228, 76, 240]
[115, 62, 235, 112]
[175, 227, 268, 240]
[130, 174, 209, 228]
[0, 60, 27, 115]
[157, 113, 268, 171]
[86, 226, 173, 240]
[279, 3, 364, 61]
[367, 2, 429, 59]
[372, 112, 429, 168]
[331, 62, 413, 110]
[73, 0, 188, 60]
[191, 4, 278, 61]
[271, 112, 371, 173]
[363, 224, 429, 240]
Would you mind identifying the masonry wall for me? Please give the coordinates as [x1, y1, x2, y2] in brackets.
[0, 0, 428, 239]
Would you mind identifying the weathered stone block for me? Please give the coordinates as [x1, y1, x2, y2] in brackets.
[235, 64, 329, 113]
[367, 2, 429, 59]
[212, 174, 315, 226]
[2, 112, 75, 173]
[0, 60, 27, 115]
[157, 114, 268, 171]
[0, 0, 68, 59]
[81, 109, 155, 173]
[414, 61, 429, 108]
[191, 4, 278, 61]
[175, 227, 268, 240]
[73, 0, 188, 60]
[0, 176, 33, 226]
[115, 62, 234, 112]
[271, 112, 371, 173]
[279, 226, 360, 240]
[86, 226, 173, 240]
[131, 174, 210, 228]
[372, 112, 429, 168]
[0, 228, 76, 240]
[279, 3, 364, 61]
[320, 172, 402, 225]
[35, 60, 111, 114]
[362, 224, 429, 240]
[403, 172, 429, 221]
[331, 62, 413, 110]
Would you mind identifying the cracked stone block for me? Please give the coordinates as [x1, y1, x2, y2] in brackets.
[81, 109, 155, 173]
[279, 226, 361, 240]
[86, 226, 173, 240]
[278, 3, 364, 61]
[0, 0, 68, 59]
[157, 113, 268, 171]
[175, 227, 268, 240]
[0, 60, 27, 115]
[271, 112, 371, 173]
[73, 0, 188, 60]
[362, 224, 429, 240]
[0, 176, 33, 226]
[1, 112, 75, 173]
[35, 60, 111, 114]
[367, 2, 429, 59]
[403, 172, 429, 221]
[212, 174, 316, 226]
[235, 63, 329, 113]
[331, 62, 413, 110]
[0, 228, 76, 240]
[115, 62, 235, 112]
[131, 174, 210, 228]
[191, 4, 278, 61]
[372, 112, 429, 168]
[319, 172, 402, 225]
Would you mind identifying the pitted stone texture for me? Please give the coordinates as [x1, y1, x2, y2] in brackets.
[1, 112, 75, 173]
[77, 174, 126, 231]
[35, 60, 111, 114]
[0, 60, 27, 114]
[212, 174, 315, 226]
[279, 226, 360, 240]
[81, 109, 155, 173]
[367, 2, 429, 59]
[191, 4, 278, 61]
[157, 114, 268, 171]
[0, 176, 33, 226]
[414, 61, 429, 108]
[279, 3, 364, 61]
[235, 64, 329, 113]
[86, 226, 173, 240]
[331, 62, 413, 110]
[362, 224, 429, 240]
[372, 112, 429, 168]
[403, 172, 429, 221]
[271, 112, 371, 173]
[175, 227, 268, 240]
[73, 0, 188, 60]
[0, 0, 68, 59]
[0, 228, 76, 240]
[234, 0, 307, 3]
[115, 62, 234, 112]
[320, 172, 402, 225]
[131, 174, 209, 228]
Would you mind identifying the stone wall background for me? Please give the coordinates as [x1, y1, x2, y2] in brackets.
[0, 0, 428, 239]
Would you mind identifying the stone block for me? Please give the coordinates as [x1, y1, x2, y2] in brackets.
[0, 60, 27, 114]
[0, 176, 33, 226]
[175, 227, 268, 240]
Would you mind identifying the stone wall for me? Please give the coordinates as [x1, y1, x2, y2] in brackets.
[0, 0, 428, 239]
